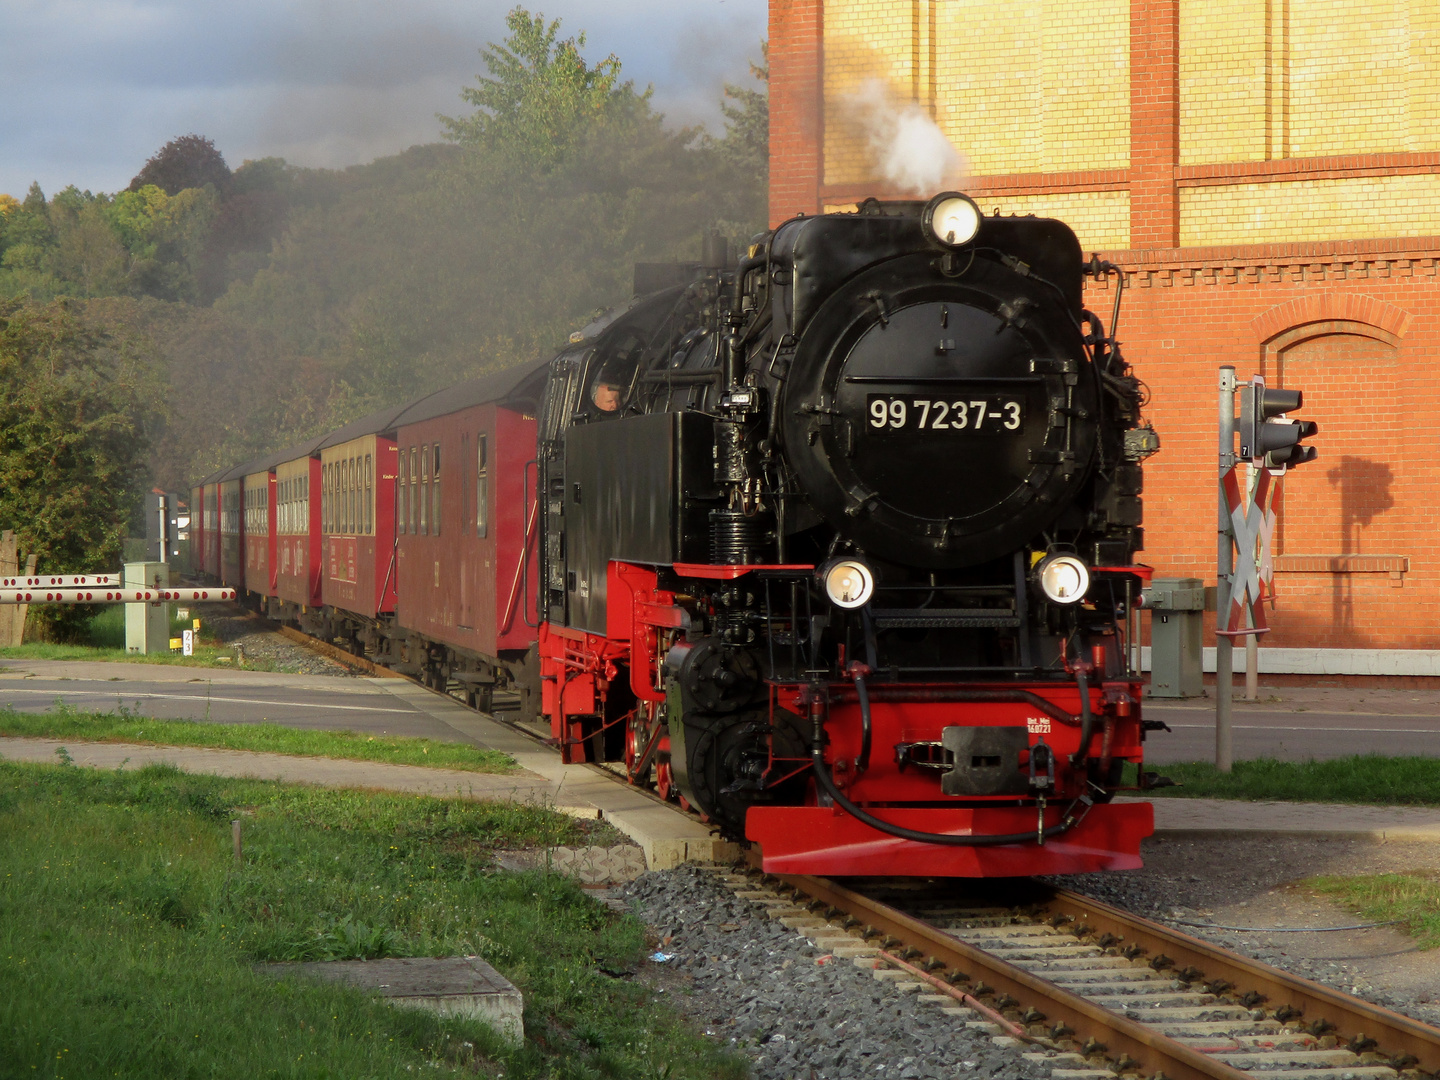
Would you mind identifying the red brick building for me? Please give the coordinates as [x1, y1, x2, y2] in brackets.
[769, 0, 1440, 674]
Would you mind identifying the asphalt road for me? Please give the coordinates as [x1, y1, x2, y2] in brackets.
[1144, 687, 1440, 763]
[0, 659, 469, 743]
[2, 659, 1437, 764]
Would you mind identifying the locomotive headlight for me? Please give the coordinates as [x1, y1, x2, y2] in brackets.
[923, 192, 981, 247]
[1037, 554, 1090, 605]
[823, 559, 875, 609]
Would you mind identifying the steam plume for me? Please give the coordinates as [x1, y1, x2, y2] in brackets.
[847, 79, 965, 195]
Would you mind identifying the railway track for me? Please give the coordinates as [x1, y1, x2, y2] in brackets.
[720, 867, 1440, 1080]
[268, 611, 1440, 1080]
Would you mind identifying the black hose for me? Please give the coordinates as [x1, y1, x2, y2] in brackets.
[853, 669, 872, 773]
[1069, 668, 1093, 767]
[809, 717, 1090, 847]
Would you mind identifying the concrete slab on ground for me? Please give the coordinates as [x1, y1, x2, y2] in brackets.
[259, 957, 522, 1043]
[493, 845, 648, 883]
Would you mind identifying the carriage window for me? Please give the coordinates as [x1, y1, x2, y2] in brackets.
[431, 444, 440, 537]
[420, 445, 430, 535]
[348, 458, 356, 535]
[409, 448, 418, 534]
[365, 454, 373, 535]
[476, 434, 488, 538]
[398, 452, 407, 535]
[322, 465, 329, 532]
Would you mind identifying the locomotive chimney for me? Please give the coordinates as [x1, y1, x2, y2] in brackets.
[701, 230, 731, 270]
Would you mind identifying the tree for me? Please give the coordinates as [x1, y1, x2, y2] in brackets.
[0, 298, 158, 638]
[439, 8, 629, 169]
[715, 44, 769, 179]
[128, 135, 232, 197]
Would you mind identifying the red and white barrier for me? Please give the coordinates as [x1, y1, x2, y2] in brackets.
[0, 587, 235, 605]
[1, 575, 120, 588]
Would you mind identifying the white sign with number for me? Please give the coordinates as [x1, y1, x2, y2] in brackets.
[182, 629, 194, 656]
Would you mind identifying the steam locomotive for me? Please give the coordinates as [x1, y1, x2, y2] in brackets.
[536, 193, 1159, 876]
[197, 193, 1161, 878]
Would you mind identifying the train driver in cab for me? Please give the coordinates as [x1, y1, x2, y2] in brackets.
[591, 378, 623, 413]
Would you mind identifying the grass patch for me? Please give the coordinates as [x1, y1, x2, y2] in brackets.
[1134, 756, 1440, 806]
[0, 605, 286, 670]
[0, 704, 516, 773]
[0, 759, 745, 1079]
[1306, 872, 1440, 949]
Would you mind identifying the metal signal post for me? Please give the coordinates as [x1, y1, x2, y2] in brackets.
[1217, 368, 1318, 772]
[1216, 367, 1237, 772]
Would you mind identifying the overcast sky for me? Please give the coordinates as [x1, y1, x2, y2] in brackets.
[0, 0, 768, 199]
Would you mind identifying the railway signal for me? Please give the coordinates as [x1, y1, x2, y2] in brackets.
[1238, 375, 1318, 470]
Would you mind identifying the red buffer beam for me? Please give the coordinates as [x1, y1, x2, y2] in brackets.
[0, 588, 235, 605]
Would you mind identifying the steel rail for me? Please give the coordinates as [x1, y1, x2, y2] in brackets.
[1041, 888, 1440, 1074]
[771, 872, 1252, 1080]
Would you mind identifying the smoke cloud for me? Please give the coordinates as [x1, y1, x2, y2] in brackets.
[846, 79, 965, 196]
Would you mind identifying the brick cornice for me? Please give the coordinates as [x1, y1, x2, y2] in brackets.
[1096, 235, 1440, 267]
[1085, 236, 1440, 289]
[1177, 152, 1440, 187]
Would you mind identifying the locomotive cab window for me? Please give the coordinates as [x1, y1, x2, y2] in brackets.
[476, 434, 488, 538]
[585, 327, 648, 416]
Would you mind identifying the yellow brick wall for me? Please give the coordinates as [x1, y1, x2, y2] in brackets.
[978, 192, 1131, 251]
[1410, 2, 1440, 147]
[1180, 0, 1440, 162]
[933, 0, 1130, 175]
[824, 0, 1129, 185]
[1178, 0, 1267, 164]
[1288, 0, 1409, 156]
[823, 0, 921, 186]
[1180, 174, 1440, 245]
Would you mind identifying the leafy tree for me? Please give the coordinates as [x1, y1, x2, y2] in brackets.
[439, 8, 627, 170]
[128, 134, 232, 197]
[715, 44, 769, 179]
[0, 298, 158, 638]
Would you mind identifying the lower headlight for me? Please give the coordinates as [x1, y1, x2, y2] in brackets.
[1037, 554, 1090, 604]
[823, 559, 875, 609]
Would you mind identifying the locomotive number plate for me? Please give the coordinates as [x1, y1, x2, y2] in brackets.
[866, 394, 1024, 434]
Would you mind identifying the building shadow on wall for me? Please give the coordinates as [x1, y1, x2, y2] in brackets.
[1325, 456, 1394, 639]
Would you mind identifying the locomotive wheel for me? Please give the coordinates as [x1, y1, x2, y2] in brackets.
[624, 715, 652, 787]
[655, 759, 691, 811]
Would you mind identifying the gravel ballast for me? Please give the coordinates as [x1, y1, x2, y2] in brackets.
[205, 612, 358, 677]
[624, 866, 1043, 1080]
